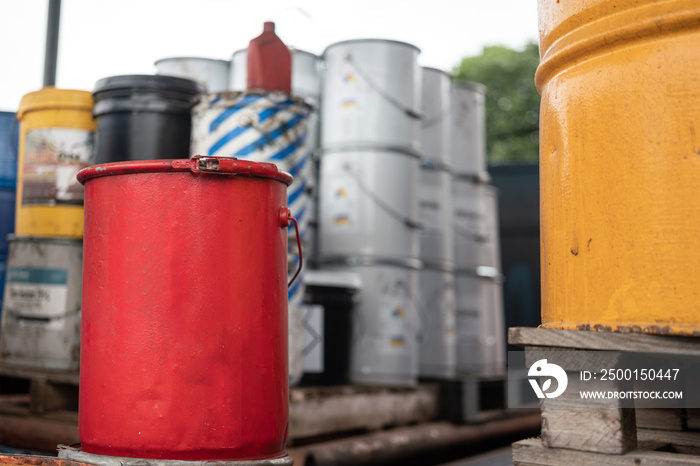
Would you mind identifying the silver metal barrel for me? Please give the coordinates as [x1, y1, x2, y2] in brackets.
[0, 237, 82, 371]
[450, 82, 487, 177]
[155, 57, 230, 93]
[418, 267, 456, 377]
[455, 270, 505, 376]
[318, 257, 421, 386]
[321, 39, 422, 153]
[421, 67, 452, 165]
[318, 149, 421, 260]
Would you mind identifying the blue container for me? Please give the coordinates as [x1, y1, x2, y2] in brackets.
[0, 112, 17, 310]
[0, 112, 18, 189]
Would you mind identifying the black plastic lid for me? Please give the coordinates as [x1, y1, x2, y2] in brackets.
[93, 75, 203, 96]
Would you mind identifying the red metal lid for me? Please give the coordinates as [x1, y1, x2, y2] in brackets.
[77, 156, 293, 185]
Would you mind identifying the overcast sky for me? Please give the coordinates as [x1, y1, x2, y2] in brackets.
[0, 0, 539, 112]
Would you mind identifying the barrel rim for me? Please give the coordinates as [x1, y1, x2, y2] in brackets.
[154, 57, 231, 67]
[18, 87, 94, 118]
[315, 254, 423, 270]
[93, 75, 203, 96]
[77, 157, 293, 186]
[323, 38, 421, 56]
[422, 66, 452, 79]
[6, 234, 83, 245]
[452, 80, 487, 94]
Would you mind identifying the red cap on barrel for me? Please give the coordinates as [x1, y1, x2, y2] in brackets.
[246, 21, 292, 94]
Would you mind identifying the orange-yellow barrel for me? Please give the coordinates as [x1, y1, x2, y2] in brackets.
[16, 88, 94, 238]
[537, 0, 700, 335]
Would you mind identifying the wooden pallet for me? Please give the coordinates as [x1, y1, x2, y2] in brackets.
[509, 327, 700, 466]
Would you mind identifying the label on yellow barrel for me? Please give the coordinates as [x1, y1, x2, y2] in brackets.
[22, 128, 94, 205]
[4, 267, 69, 330]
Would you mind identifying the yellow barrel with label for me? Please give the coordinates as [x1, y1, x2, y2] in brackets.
[16, 88, 94, 238]
[537, 0, 700, 335]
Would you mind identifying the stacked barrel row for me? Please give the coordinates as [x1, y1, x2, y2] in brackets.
[317, 40, 423, 385]
[0, 89, 94, 372]
[451, 83, 505, 376]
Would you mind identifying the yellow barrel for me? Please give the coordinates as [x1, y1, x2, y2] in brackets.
[16, 88, 94, 238]
[537, 0, 700, 335]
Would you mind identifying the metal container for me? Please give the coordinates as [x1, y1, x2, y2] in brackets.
[420, 164, 454, 266]
[318, 149, 420, 260]
[192, 92, 312, 379]
[288, 269, 304, 386]
[318, 258, 421, 386]
[155, 57, 230, 93]
[229, 48, 322, 103]
[0, 112, 18, 309]
[93, 75, 202, 164]
[452, 177, 487, 268]
[420, 68, 451, 165]
[450, 82, 487, 178]
[0, 236, 82, 371]
[321, 39, 422, 154]
[418, 267, 456, 378]
[455, 270, 505, 376]
[0, 112, 18, 188]
[538, 0, 700, 335]
[78, 156, 294, 461]
[16, 88, 95, 238]
[301, 270, 361, 386]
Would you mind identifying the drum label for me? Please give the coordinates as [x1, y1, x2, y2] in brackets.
[4, 267, 69, 330]
[325, 177, 360, 233]
[22, 128, 94, 205]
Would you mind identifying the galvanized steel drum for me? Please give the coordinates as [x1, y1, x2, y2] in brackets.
[453, 178, 487, 268]
[155, 56, 230, 93]
[450, 82, 487, 177]
[318, 149, 420, 260]
[421, 68, 451, 165]
[15, 88, 95, 238]
[418, 267, 456, 378]
[0, 236, 82, 371]
[93, 75, 202, 163]
[321, 39, 422, 153]
[420, 165, 454, 266]
[455, 271, 505, 375]
[480, 185, 502, 269]
[78, 156, 293, 461]
[538, 0, 700, 335]
[320, 258, 420, 386]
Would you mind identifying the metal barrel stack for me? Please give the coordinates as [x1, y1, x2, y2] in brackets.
[0, 88, 94, 373]
[417, 67, 456, 378]
[318, 39, 423, 386]
[450, 82, 506, 376]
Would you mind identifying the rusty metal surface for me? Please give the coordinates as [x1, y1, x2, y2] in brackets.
[300, 414, 541, 466]
[0, 455, 88, 466]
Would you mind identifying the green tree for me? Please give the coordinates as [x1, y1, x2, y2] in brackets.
[454, 42, 541, 164]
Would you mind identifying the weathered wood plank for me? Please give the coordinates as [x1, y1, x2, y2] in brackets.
[0, 363, 79, 385]
[512, 438, 700, 466]
[636, 408, 685, 431]
[288, 384, 439, 440]
[509, 327, 700, 355]
[638, 428, 700, 454]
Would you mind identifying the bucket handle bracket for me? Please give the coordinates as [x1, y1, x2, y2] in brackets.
[280, 207, 303, 288]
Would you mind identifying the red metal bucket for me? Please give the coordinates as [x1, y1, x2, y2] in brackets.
[78, 156, 294, 461]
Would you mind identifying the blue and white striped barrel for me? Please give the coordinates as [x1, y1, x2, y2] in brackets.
[191, 91, 312, 385]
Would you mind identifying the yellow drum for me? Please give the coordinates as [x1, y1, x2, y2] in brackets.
[16, 88, 94, 238]
[537, 0, 700, 335]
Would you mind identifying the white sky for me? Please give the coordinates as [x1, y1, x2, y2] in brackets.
[0, 0, 538, 112]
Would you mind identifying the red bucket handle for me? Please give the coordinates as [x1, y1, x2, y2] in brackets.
[280, 208, 303, 288]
